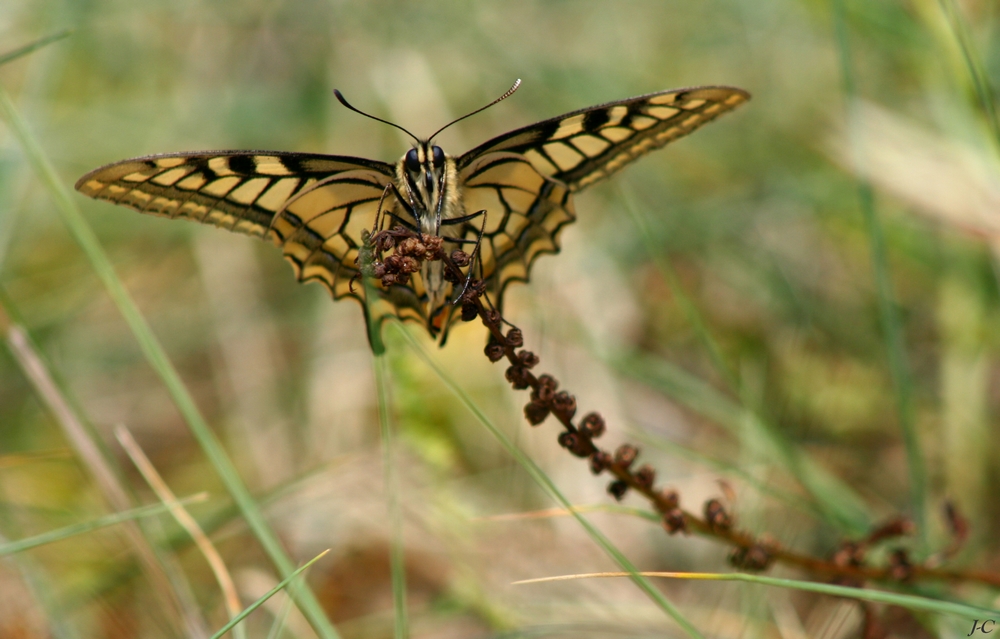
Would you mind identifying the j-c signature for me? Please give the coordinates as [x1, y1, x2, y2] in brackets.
[969, 620, 997, 635]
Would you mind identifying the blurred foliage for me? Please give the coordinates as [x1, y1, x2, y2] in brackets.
[1, 0, 999, 637]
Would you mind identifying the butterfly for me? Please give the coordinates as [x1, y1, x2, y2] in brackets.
[75, 81, 749, 352]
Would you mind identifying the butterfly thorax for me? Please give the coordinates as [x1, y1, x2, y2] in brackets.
[394, 141, 466, 316]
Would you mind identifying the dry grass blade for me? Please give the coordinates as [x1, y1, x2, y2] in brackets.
[115, 425, 244, 639]
[1, 304, 210, 639]
[828, 102, 1000, 241]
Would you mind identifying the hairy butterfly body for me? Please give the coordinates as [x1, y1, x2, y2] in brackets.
[76, 82, 749, 351]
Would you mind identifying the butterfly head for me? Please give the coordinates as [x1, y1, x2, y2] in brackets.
[398, 141, 455, 229]
[333, 80, 521, 230]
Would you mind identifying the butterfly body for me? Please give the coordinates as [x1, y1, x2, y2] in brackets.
[76, 84, 749, 350]
[392, 141, 468, 316]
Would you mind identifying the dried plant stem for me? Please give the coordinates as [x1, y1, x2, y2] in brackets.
[366, 225, 1000, 592]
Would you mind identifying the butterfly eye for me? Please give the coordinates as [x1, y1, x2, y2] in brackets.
[431, 146, 445, 168]
[405, 148, 420, 173]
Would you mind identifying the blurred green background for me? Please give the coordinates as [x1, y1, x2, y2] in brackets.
[1, 0, 999, 637]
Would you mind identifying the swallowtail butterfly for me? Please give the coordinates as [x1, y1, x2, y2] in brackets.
[76, 81, 749, 350]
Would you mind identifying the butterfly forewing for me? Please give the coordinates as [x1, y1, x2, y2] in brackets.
[458, 86, 749, 191]
[74, 151, 416, 320]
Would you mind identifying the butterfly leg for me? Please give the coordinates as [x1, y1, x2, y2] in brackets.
[440, 209, 488, 306]
[377, 182, 419, 233]
[371, 183, 394, 235]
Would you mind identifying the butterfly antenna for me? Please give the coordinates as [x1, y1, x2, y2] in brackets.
[334, 89, 420, 143]
[428, 78, 521, 141]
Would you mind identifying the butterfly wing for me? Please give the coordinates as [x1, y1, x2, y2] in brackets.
[452, 86, 748, 312]
[453, 153, 576, 312]
[458, 86, 750, 191]
[75, 151, 415, 351]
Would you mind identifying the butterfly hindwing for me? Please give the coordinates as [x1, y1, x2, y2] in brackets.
[272, 171, 436, 341]
[456, 153, 575, 310]
[458, 86, 749, 192]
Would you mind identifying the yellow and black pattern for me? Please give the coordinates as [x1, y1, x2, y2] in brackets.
[75, 151, 395, 237]
[456, 153, 575, 305]
[76, 84, 748, 348]
[459, 86, 749, 191]
[75, 151, 414, 333]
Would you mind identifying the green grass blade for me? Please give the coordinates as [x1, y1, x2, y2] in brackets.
[393, 323, 705, 639]
[936, 0, 1000, 155]
[520, 571, 998, 620]
[210, 550, 329, 639]
[373, 353, 409, 639]
[0, 29, 73, 67]
[831, 0, 926, 544]
[361, 235, 408, 638]
[618, 184, 738, 389]
[0, 84, 341, 639]
[0, 495, 207, 556]
[264, 592, 295, 639]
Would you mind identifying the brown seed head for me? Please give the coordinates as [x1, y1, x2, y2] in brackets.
[397, 237, 424, 258]
[633, 465, 656, 490]
[524, 401, 550, 426]
[579, 412, 605, 438]
[517, 350, 540, 369]
[551, 391, 576, 419]
[461, 303, 479, 322]
[704, 499, 732, 533]
[557, 431, 578, 451]
[613, 444, 638, 469]
[506, 328, 524, 348]
[589, 451, 611, 474]
[831, 541, 865, 568]
[398, 256, 420, 274]
[729, 543, 774, 572]
[485, 342, 505, 362]
[607, 479, 629, 501]
[663, 508, 687, 534]
[505, 366, 532, 390]
[558, 431, 592, 458]
[866, 517, 915, 545]
[656, 488, 679, 512]
[888, 549, 913, 582]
